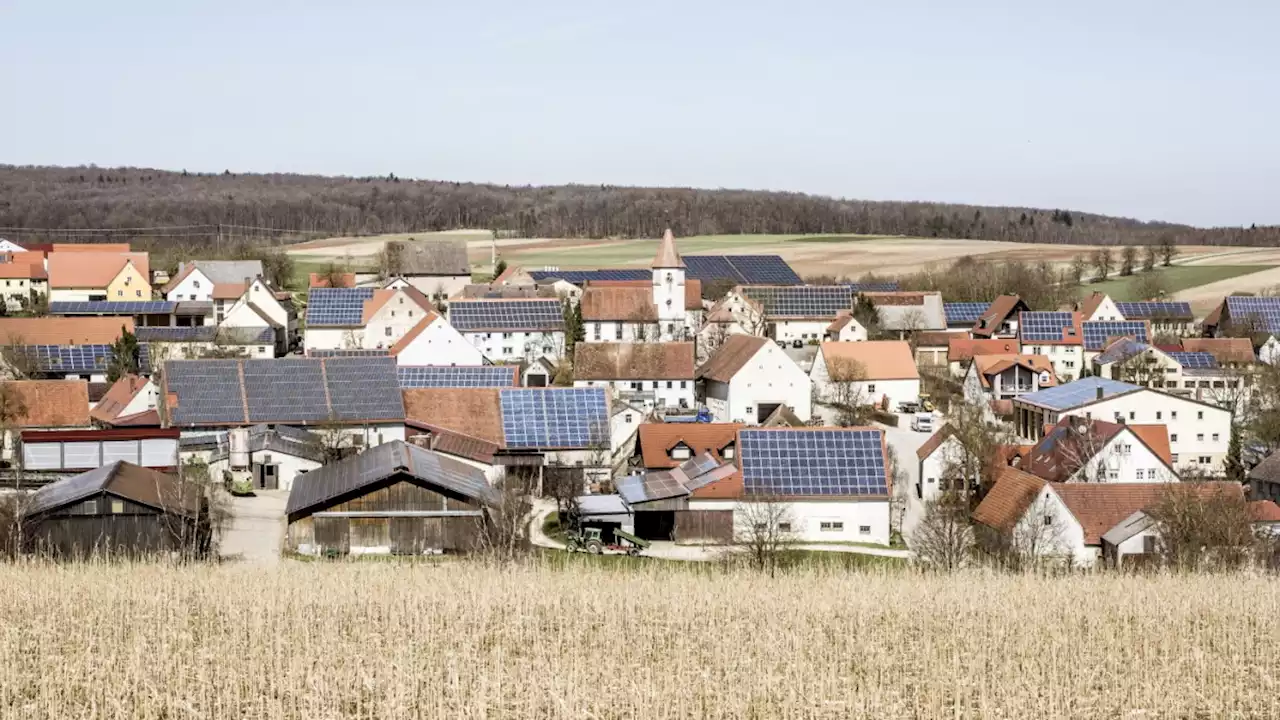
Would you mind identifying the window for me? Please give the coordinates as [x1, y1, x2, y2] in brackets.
[385, 327, 393, 337]
[502, 347, 511, 355]
[193, 280, 200, 288]
[1065, 361, 1075, 368]
[1171, 453, 1179, 463]
[1108, 469, 1119, 480]
[135, 290, 142, 297]
[867, 383, 876, 393]
[671, 446, 691, 460]
[1143, 536, 1157, 554]
[819, 521, 844, 532]
[502, 332, 510, 339]
[624, 413, 632, 422]
[1156, 411, 1162, 420]
[1197, 411, 1204, 420]
[117, 290, 123, 297]
[1122, 444, 1132, 455]
[859, 526, 871, 535]
[652, 381, 659, 390]
[722, 445, 735, 459]
[1043, 514, 1054, 526]
[80, 499, 96, 514]
[1199, 456, 1211, 464]
[408, 311, 413, 317]
[778, 522, 792, 533]
[1136, 469, 1145, 480]
[615, 325, 623, 340]
[593, 323, 601, 340]
[1171, 411, 1178, 420]
[390, 311, 395, 318]
[1196, 434, 1204, 442]
[258, 346, 266, 353]
[927, 477, 936, 484]
[1128, 411, 1135, 420]
[666, 381, 673, 389]
[1212, 433, 1220, 442]
[111, 500, 124, 514]
[1170, 434, 1178, 442]
[680, 381, 687, 389]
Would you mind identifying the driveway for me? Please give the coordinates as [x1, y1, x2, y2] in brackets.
[880, 413, 935, 545]
[218, 489, 289, 565]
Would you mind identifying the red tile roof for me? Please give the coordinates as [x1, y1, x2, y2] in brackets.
[48, 252, 149, 289]
[696, 335, 769, 383]
[948, 337, 1019, 363]
[0, 317, 133, 345]
[90, 374, 151, 426]
[971, 466, 1047, 533]
[2, 380, 91, 428]
[401, 388, 503, 445]
[638, 422, 744, 469]
[819, 341, 919, 380]
[1249, 500, 1280, 523]
[971, 295, 1025, 338]
[1055, 482, 1243, 545]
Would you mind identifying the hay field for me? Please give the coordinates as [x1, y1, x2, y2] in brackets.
[3, 561, 1279, 719]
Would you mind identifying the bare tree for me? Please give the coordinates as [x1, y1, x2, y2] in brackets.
[476, 466, 534, 562]
[1114, 350, 1165, 388]
[739, 294, 769, 338]
[1132, 271, 1168, 301]
[1119, 245, 1138, 277]
[913, 493, 973, 570]
[938, 400, 1015, 504]
[1141, 244, 1158, 272]
[0, 333, 37, 379]
[823, 357, 869, 425]
[1149, 483, 1255, 570]
[1158, 235, 1179, 266]
[736, 495, 794, 576]
[1092, 248, 1114, 281]
[1008, 493, 1070, 567]
[1068, 254, 1089, 286]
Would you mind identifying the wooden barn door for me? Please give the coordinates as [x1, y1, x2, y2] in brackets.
[313, 517, 350, 555]
[675, 510, 733, 543]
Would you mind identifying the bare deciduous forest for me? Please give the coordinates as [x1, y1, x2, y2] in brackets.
[1, 164, 1277, 246]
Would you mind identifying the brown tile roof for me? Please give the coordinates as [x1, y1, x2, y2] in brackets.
[574, 342, 694, 381]
[862, 291, 928, 306]
[0, 317, 133, 345]
[1078, 291, 1107, 319]
[1180, 337, 1255, 365]
[0, 258, 46, 280]
[1055, 482, 1243, 545]
[580, 286, 657, 321]
[1249, 500, 1280, 523]
[90, 374, 150, 426]
[826, 312, 855, 333]
[588, 279, 702, 310]
[1249, 451, 1280, 485]
[653, 229, 685, 268]
[159, 264, 196, 293]
[410, 424, 500, 464]
[996, 444, 1035, 466]
[914, 330, 955, 348]
[211, 282, 248, 300]
[51, 243, 133, 253]
[48, 252, 149, 289]
[386, 313, 445, 356]
[2, 380, 91, 428]
[401, 388, 503, 445]
[948, 337, 1019, 363]
[819, 340, 919, 380]
[360, 289, 397, 324]
[1023, 418, 1127, 483]
[972, 354, 1056, 389]
[916, 425, 954, 461]
[696, 335, 768, 382]
[972, 295, 1025, 338]
[638, 422, 744, 469]
[1202, 302, 1224, 329]
[309, 272, 357, 288]
[971, 466, 1047, 533]
[1128, 424, 1172, 465]
[690, 470, 743, 499]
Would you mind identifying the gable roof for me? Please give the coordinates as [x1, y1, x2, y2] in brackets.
[402, 388, 504, 444]
[971, 466, 1047, 533]
[1129, 424, 1173, 465]
[1249, 500, 1280, 523]
[0, 258, 47, 280]
[948, 337, 1019, 363]
[580, 286, 656, 321]
[1180, 337, 1255, 365]
[1023, 418, 1129, 483]
[972, 295, 1027, 338]
[637, 422, 744, 469]
[818, 341, 919, 380]
[386, 313, 445, 355]
[0, 316, 133, 345]
[2, 380, 91, 428]
[1078, 291, 1109, 320]
[972, 354, 1056, 389]
[1055, 482, 1244, 545]
[188, 260, 263, 286]
[386, 239, 470, 276]
[696, 335, 769, 382]
[915, 424, 955, 461]
[574, 342, 695, 381]
[1249, 451, 1280, 485]
[23, 461, 201, 519]
[89, 374, 152, 426]
[48, 252, 150, 289]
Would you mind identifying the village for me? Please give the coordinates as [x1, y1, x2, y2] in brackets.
[0, 231, 1277, 569]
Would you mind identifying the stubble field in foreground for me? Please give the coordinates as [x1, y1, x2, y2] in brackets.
[1, 561, 1278, 719]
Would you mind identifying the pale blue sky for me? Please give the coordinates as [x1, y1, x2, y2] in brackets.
[2, 1, 1276, 226]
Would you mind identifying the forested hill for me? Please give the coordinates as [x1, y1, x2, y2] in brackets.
[1, 165, 1276, 247]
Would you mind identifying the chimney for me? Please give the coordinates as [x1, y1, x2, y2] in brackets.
[1096, 386, 1104, 401]
[244, 276, 253, 293]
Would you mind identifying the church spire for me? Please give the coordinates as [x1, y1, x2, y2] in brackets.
[652, 228, 685, 268]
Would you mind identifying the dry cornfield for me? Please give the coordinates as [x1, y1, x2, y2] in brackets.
[1, 560, 1279, 719]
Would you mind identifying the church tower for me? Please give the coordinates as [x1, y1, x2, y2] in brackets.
[652, 228, 686, 341]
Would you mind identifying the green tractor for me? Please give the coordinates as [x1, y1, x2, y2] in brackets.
[564, 527, 650, 556]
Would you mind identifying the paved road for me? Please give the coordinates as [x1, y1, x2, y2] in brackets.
[219, 489, 289, 565]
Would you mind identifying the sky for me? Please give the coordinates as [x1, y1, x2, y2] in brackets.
[1, 0, 1277, 227]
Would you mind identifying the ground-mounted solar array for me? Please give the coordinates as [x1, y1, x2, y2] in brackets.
[1167, 351, 1219, 369]
[498, 387, 608, 449]
[943, 302, 991, 325]
[1225, 296, 1280, 334]
[738, 429, 888, 496]
[1082, 321, 1149, 351]
[305, 287, 376, 327]
[449, 299, 564, 332]
[741, 286, 854, 317]
[1020, 312, 1077, 342]
[49, 301, 176, 315]
[527, 269, 650, 284]
[1115, 301, 1194, 321]
[397, 365, 518, 388]
[1016, 377, 1141, 410]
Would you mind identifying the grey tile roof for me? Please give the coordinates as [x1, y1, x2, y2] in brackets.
[193, 260, 265, 284]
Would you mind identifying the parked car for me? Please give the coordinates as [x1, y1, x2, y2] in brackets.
[911, 412, 934, 433]
[791, 339, 803, 348]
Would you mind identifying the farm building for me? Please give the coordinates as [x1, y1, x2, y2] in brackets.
[809, 340, 918, 411]
[20, 461, 209, 559]
[612, 451, 740, 542]
[1, 380, 92, 464]
[860, 291, 946, 332]
[574, 341, 695, 410]
[448, 298, 566, 363]
[382, 239, 472, 299]
[303, 285, 437, 353]
[696, 335, 812, 424]
[634, 422, 743, 471]
[285, 440, 497, 556]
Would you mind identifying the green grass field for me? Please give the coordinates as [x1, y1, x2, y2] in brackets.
[1083, 265, 1275, 301]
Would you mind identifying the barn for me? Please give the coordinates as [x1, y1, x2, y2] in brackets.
[285, 440, 498, 556]
[20, 461, 209, 559]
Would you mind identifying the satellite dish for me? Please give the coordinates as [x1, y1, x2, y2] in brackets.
[1038, 371, 1052, 385]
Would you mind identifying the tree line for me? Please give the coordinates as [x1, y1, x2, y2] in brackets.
[2, 164, 1278, 247]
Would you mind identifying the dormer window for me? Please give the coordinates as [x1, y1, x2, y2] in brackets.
[670, 444, 692, 460]
[721, 444, 735, 460]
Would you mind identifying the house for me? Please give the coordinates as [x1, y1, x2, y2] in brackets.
[974, 468, 1242, 568]
[810, 340, 919, 411]
[1247, 452, 1280, 503]
[943, 302, 990, 331]
[1092, 339, 1246, 405]
[48, 299, 208, 329]
[285, 440, 497, 556]
[304, 286, 435, 352]
[613, 453, 740, 541]
[21, 427, 179, 475]
[448, 298, 566, 363]
[915, 425, 978, 503]
[1018, 311, 1084, 382]
[0, 380, 91, 461]
[1010, 377, 1233, 474]
[47, 251, 151, 302]
[860, 291, 946, 332]
[962, 353, 1057, 412]
[607, 400, 649, 477]
[0, 238, 25, 253]
[971, 295, 1029, 338]
[946, 337, 1020, 378]
[0, 255, 48, 310]
[204, 424, 327, 491]
[522, 356, 558, 387]
[382, 239, 472, 299]
[136, 326, 278, 362]
[526, 250, 803, 288]
[454, 283, 557, 300]
[90, 374, 159, 427]
[635, 422, 743, 471]
[218, 277, 298, 353]
[19, 461, 209, 558]
[578, 230, 697, 343]
[913, 331, 955, 370]
[1081, 319, 1150, 365]
[385, 314, 486, 367]
[1077, 292, 1124, 322]
[573, 342, 696, 410]
[1180, 337, 1256, 367]
[1114, 300, 1196, 336]
[697, 335, 813, 424]
[825, 312, 869, 342]
[162, 356, 406, 448]
[162, 261, 265, 303]
[1021, 417, 1177, 484]
[723, 286, 858, 343]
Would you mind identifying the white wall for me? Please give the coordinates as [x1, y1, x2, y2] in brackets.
[734, 499, 891, 545]
[723, 342, 813, 424]
[773, 320, 828, 343]
[252, 450, 321, 492]
[50, 289, 106, 302]
[917, 435, 978, 503]
[1111, 525, 1160, 567]
[407, 275, 470, 299]
[365, 290, 434, 349]
[465, 330, 565, 363]
[1009, 485, 1096, 568]
[342, 423, 406, 448]
[1085, 295, 1123, 322]
[587, 321, 661, 343]
[165, 268, 214, 302]
[1020, 343, 1083, 382]
[305, 327, 358, 352]
[0, 277, 41, 310]
[574, 379, 695, 410]
[393, 317, 485, 366]
[1065, 430, 1177, 483]
[1065, 391, 1231, 473]
[833, 320, 867, 342]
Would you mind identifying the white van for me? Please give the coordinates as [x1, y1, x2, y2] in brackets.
[911, 412, 934, 433]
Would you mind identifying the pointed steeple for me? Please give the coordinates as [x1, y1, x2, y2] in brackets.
[652, 228, 685, 268]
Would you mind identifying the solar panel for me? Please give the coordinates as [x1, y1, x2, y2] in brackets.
[397, 365, 517, 388]
[306, 287, 375, 327]
[1082, 321, 1148, 351]
[499, 387, 608, 449]
[1017, 378, 1141, 411]
[135, 326, 216, 342]
[1115, 301, 1193, 321]
[741, 286, 854, 318]
[49, 301, 176, 315]
[944, 302, 990, 325]
[1094, 338, 1149, 365]
[1225, 296, 1280, 334]
[324, 357, 406, 422]
[724, 256, 803, 285]
[1019, 312, 1077, 342]
[308, 349, 390, 358]
[682, 256, 740, 283]
[845, 282, 900, 293]
[164, 360, 248, 424]
[19, 344, 113, 373]
[738, 429, 888, 497]
[449, 299, 564, 332]
[1167, 351, 1219, 369]
[242, 359, 329, 423]
[527, 269, 650, 284]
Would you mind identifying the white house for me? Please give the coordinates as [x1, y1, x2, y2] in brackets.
[1092, 339, 1247, 406]
[696, 335, 813, 425]
[1077, 292, 1124, 322]
[916, 426, 971, 504]
[580, 231, 702, 344]
[810, 340, 919, 411]
[382, 239, 472, 299]
[825, 313, 868, 342]
[962, 353, 1057, 412]
[1021, 417, 1177, 484]
[0, 255, 47, 311]
[573, 342, 696, 410]
[1011, 377, 1233, 474]
[0, 239, 25, 253]
[386, 313, 486, 366]
[163, 260, 264, 303]
[1018, 311, 1085, 383]
[205, 424, 326, 492]
[448, 298, 566, 363]
[89, 374, 160, 427]
[304, 286, 434, 352]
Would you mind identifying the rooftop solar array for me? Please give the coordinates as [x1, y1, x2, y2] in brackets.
[527, 269, 650, 284]
[1082, 321, 1149, 351]
[944, 302, 990, 325]
[1167, 351, 1219, 369]
[616, 471, 690, 505]
[24, 463, 117, 517]
[499, 387, 609, 449]
[449, 299, 564, 332]
[1094, 338, 1149, 365]
[526, 255, 803, 286]
[1020, 312, 1077, 342]
[1115, 301, 1194, 321]
[165, 356, 404, 426]
[1016, 377, 1142, 411]
[1225, 296, 1280, 334]
[741, 286, 854, 318]
[738, 429, 888, 497]
[49, 301, 176, 315]
[397, 365, 518, 388]
[17, 344, 112, 373]
[305, 287, 375, 327]
[845, 282, 901, 293]
[307, 349, 390, 357]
